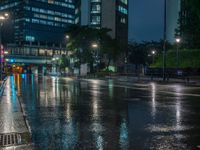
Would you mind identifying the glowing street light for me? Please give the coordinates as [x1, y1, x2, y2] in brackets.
[92, 43, 98, 48]
[176, 38, 181, 71]
[176, 38, 181, 43]
[152, 50, 156, 64]
[152, 50, 156, 55]
[66, 35, 70, 40]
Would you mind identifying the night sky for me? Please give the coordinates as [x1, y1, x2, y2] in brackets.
[129, 0, 164, 42]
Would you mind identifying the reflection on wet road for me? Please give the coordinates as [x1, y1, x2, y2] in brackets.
[13, 74, 200, 150]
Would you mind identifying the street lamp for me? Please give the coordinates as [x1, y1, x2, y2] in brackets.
[163, 0, 167, 81]
[66, 35, 70, 40]
[92, 43, 98, 48]
[176, 38, 181, 72]
[92, 43, 99, 73]
[0, 12, 9, 81]
[152, 50, 156, 64]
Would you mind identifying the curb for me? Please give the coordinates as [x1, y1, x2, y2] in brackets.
[17, 95, 32, 135]
[0, 77, 8, 97]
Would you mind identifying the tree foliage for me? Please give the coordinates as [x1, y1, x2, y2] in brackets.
[154, 49, 200, 68]
[128, 41, 171, 65]
[187, 0, 200, 18]
[176, 0, 200, 48]
[66, 26, 121, 70]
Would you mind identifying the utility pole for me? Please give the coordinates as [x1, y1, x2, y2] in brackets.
[163, 0, 167, 81]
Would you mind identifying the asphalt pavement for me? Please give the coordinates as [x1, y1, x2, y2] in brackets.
[0, 74, 200, 150]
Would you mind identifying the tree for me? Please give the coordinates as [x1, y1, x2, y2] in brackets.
[60, 54, 70, 72]
[128, 41, 167, 66]
[66, 26, 121, 72]
[187, 0, 200, 18]
[176, 0, 200, 48]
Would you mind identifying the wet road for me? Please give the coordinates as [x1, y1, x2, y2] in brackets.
[12, 74, 200, 150]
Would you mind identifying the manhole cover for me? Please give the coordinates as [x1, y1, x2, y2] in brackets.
[0, 133, 21, 147]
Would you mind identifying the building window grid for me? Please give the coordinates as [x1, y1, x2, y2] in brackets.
[35, 0, 75, 9]
[90, 0, 102, 26]
[31, 7, 74, 19]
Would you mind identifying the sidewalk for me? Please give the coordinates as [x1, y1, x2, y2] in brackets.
[0, 77, 33, 149]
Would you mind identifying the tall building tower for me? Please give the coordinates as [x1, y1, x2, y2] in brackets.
[80, 0, 128, 47]
[0, 0, 77, 64]
[166, 0, 181, 43]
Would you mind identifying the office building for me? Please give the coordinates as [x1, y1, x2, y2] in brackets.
[0, 0, 78, 64]
[80, 0, 128, 47]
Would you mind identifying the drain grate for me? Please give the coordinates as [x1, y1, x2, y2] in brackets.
[0, 133, 21, 147]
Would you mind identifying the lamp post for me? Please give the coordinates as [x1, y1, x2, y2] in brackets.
[152, 50, 156, 64]
[92, 43, 99, 73]
[163, 0, 167, 81]
[56, 57, 59, 75]
[176, 38, 181, 72]
[0, 13, 9, 81]
[66, 35, 70, 40]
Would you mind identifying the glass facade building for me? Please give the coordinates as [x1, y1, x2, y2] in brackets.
[0, 0, 78, 57]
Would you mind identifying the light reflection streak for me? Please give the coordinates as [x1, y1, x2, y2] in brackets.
[119, 118, 129, 149]
[173, 85, 182, 130]
[92, 90, 99, 119]
[6, 77, 11, 102]
[66, 103, 71, 121]
[91, 81, 104, 150]
[174, 85, 183, 96]
[3, 77, 17, 133]
[176, 98, 181, 130]
[151, 83, 156, 118]
[17, 74, 21, 96]
[97, 136, 104, 150]
[11, 76, 16, 105]
[52, 77, 56, 99]
[108, 80, 114, 99]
